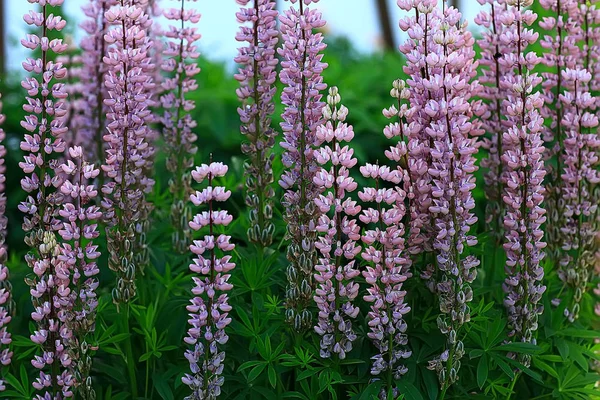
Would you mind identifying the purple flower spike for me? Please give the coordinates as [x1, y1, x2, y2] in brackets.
[475, 0, 511, 240]
[399, 0, 482, 390]
[539, 0, 582, 253]
[20, 0, 73, 397]
[58, 146, 102, 397]
[0, 93, 13, 392]
[278, 0, 328, 332]
[557, 68, 600, 322]
[78, 0, 118, 165]
[160, 0, 202, 253]
[312, 87, 361, 360]
[183, 161, 235, 400]
[102, 1, 156, 304]
[498, 0, 547, 365]
[235, 0, 279, 248]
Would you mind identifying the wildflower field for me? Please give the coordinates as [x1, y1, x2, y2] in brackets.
[0, 0, 599, 399]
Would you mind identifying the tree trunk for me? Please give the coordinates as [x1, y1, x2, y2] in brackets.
[375, 0, 395, 52]
[0, 0, 5, 76]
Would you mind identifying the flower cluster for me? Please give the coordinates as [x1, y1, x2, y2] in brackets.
[58, 146, 102, 398]
[475, 0, 510, 241]
[235, 0, 279, 248]
[19, 1, 74, 397]
[102, 1, 156, 304]
[557, 69, 600, 322]
[278, 0, 327, 331]
[397, 0, 440, 255]
[160, 0, 202, 253]
[0, 93, 12, 391]
[78, 0, 117, 164]
[420, 6, 482, 391]
[539, 0, 582, 254]
[358, 80, 413, 397]
[183, 162, 235, 399]
[312, 88, 361, 360]
[499, 0, 547, 360]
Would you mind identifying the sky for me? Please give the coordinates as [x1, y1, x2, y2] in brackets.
[3, 0, 483, 72]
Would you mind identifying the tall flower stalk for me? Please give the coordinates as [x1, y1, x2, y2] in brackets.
[102, 1, 156, 304]
[358, 80, 414, 398]
[312, 88, 361, 360]
[160, 0, 202, 253]
[539, 0, 581, 255]
[416, 5, 481, 394]
[279, 0, 327, 331]
[235, 0, 279, 249]
[183, 161, 235, 399]
[557, 69, 600, 321]
[499, 0, 547, 362]
[19, 0, 73, 396]
[79, 0, 116, 165]
[58, 146, 101, 398]
[0, 93, 12, 392]
[475, 0, 510, 243]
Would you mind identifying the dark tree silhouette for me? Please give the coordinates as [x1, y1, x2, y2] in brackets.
[375, 0, 395, 51]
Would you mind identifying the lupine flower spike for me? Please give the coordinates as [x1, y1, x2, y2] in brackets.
[78, 0, 117, 165]
[183, 161, 235, 399]
[397, 0, 439, 255]
[557, 69, 600, 321]
[58, 146, 102, 398]
[235, 0, 279, 249]
[312, 87, 361, 360]
[416, 5, 482, 391]
[499, 0, 547, 365]
[360, 80, 413, 397]
[0, 93, 12, 392]
[539, 0, 581, 255]
[19, 0, 74, 397]
[475, 0, 510, 241]
[279, 0, 327, 331]
[102, 1, 156, 304]
[161, 0, 202, 253]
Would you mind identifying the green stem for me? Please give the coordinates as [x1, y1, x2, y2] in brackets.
[506, 372, 520, 400]
[122, 304, 138, 398]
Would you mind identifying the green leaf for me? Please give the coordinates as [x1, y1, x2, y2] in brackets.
[491, 354, 515, 379]
[395, 381, 424, 400]
[477, 354, 489, 389]
[532, 358, 558, 379]
[556, 329, 600, 339]
[268, 365, 277, 389]
[238, 360, 263, 372]
[422, 369, 439, 400]
[297, 368, 320, 381]
[154, 378, 174, 400]
[139, 352, 153, 362]
[556, 339, 570, 360]
[495, 342, 542, 354]
[248, 363, 267, 382]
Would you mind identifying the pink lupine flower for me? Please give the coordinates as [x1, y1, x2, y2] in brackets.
[360, 161, 412, 397]
[102, 1, 156, 304]
[539, 0, 582, 254]
[78, 0, 117, 164]
[160, 0, 202, 253]
[235, 0, 279, 248]
[556, 68, 600, 322]
[278, 0, 327, 331]
[58, 146, 102, 397]
[0, 93, 12, 391]
[312, 88, 361, 360]
[499, 0, 547, 362]
[183, 161, 235, 399]
[401, 4, 481, 391]
[397, 0, 441, 255]
[20, 1, 74, 397]
[475, 0, 511, 241]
